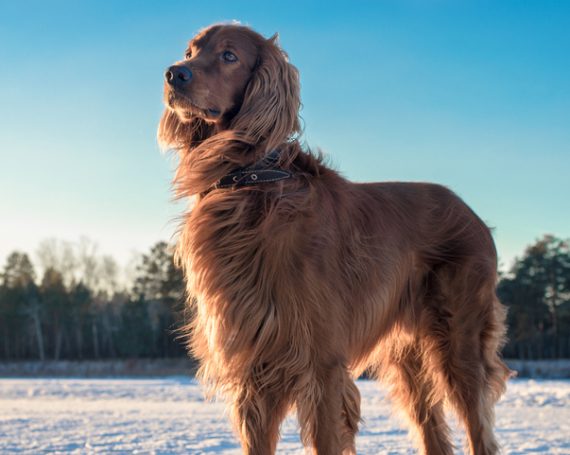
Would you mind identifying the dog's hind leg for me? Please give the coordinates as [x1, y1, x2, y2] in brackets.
[424, 265, 510, 455]
[376, 341, 454, 455]
[297, 362, 361, 455]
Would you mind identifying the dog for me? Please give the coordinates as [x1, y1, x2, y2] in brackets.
[158, 23, 511, 455]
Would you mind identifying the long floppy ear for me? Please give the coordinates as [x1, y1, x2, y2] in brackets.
[230, 34, 301, 155]
[157, 110, 214, 151]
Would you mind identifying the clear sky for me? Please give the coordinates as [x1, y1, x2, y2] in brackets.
[1, 0, 569, 273]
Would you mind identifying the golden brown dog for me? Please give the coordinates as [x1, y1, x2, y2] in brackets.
[159, 23, 511, 455]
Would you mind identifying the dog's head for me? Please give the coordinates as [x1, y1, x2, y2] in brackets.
[158, 24, 301, 152]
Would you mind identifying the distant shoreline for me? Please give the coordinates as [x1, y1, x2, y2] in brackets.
[0, 358, 196, 378]
[1, 359, 570, 379]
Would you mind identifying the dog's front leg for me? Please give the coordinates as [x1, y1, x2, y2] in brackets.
[230, 379, 290, 455]
[297, 362, 361, 455]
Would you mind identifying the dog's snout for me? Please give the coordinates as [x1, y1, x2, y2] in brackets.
[165, 65, 193, 85]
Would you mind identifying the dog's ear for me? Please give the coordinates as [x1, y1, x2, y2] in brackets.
[157, 110, 214, 151]
[230, 34, 301, 155]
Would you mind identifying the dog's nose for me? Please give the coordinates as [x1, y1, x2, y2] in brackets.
[165, 65, 193, 85]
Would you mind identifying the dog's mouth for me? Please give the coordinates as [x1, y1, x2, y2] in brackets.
[166, 88, 221, 121]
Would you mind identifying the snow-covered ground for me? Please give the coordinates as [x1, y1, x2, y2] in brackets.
[0, 378, 568, 454]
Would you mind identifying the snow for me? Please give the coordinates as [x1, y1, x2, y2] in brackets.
[0, 378, 569, 454]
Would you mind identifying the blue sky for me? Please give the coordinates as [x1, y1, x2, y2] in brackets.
[0, 0, 569, 272]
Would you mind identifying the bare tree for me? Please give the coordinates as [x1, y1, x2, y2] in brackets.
[36, 238, 76, 287]
[100, 255, 119, 297]
[77, 236, 100, 290]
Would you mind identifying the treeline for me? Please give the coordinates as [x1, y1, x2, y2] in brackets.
[498, 235, 570, 359]
[0, 239, 188, 361]
[1, 235, 569, 361]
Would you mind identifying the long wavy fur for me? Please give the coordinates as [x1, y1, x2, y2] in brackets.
[158, 24, 511, 455]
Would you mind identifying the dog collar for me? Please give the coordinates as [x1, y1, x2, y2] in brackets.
[214, 149, 293, 189]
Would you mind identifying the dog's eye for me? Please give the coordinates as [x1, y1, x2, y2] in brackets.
[222, 51, 238, 63]
[185, 51, 192, 60]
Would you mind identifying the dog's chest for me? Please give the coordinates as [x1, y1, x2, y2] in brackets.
[181, 197, 275, 301]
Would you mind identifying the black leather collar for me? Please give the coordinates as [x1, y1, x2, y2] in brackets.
[214, 149, 292, 190]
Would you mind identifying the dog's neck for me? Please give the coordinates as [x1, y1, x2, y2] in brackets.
[173, 126, 298, 198]
[205, 149, 293, 193]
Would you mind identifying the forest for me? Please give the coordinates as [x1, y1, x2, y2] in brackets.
[1, 235, 569, 361]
